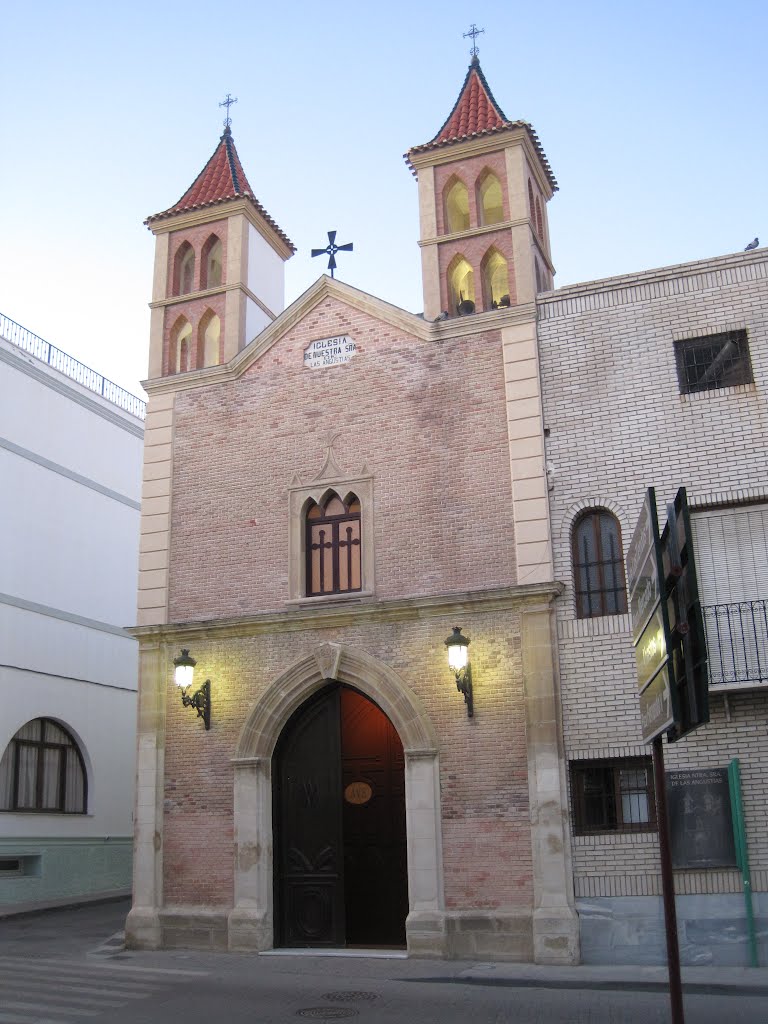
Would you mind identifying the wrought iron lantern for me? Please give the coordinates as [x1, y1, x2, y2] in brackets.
[444, 626, 473, 718]
[173, 649, 211, 730]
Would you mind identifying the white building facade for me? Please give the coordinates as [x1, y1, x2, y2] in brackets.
[0, 317, 144, 913]
[538, 249, 768, 964]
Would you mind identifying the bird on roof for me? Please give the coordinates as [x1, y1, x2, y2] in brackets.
[744, 238, 759, 251]
[433, 311, 449, 321]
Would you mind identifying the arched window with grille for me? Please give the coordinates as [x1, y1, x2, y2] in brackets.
[572, 509, 628, 618]
[305, 493, 361, 596]
[0, 719, 87, 813]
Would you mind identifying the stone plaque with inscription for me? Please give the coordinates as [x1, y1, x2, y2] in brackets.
[303, 335, 357, 369]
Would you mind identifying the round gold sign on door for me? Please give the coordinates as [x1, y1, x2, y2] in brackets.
[344, 782, 373, 805]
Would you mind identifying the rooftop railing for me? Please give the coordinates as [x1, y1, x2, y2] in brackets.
[703, 600, 768, 689]
[0, 312, 146, 420]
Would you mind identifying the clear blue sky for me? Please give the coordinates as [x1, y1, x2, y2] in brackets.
[1, 1, 765, 397]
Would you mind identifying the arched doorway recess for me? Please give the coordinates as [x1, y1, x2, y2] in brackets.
[228, 643, 445, 955]
[273, 684, 407, 947]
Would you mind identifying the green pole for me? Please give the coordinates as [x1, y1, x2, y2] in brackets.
[728, 758, 758, 967]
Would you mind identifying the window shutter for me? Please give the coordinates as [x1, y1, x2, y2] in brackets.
[691, 505, 768, 604]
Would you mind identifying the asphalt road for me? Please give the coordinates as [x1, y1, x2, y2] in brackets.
[2, 901, 768, 1023]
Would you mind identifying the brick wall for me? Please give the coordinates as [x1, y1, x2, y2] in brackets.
[167, 296, 518, 622]
[161, 608, 532, 911]
[537, 250, 768, 895]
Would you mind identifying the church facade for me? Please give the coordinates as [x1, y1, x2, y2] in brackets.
[126, 56, 768, 964]
[126, 60, 577, 962]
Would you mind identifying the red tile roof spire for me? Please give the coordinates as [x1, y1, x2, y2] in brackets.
[432, 55, 508, 144]
[405, 57, 557, 191]
[146, 128, 295, 251]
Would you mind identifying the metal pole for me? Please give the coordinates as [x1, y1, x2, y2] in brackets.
[728, 758, 758, 967]
[652, 735, 685, 1024]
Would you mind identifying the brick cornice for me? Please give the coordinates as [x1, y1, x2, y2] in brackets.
[126, 581, 564, 643]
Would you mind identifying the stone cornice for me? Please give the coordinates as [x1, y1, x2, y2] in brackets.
[141, 276, 538, 397]
[409, 130, 555, 200]
[147, 198, 294, 262]
[148, 281, 277, 321]
[420, 220, 555, 273]
[127, 581, 564, 642]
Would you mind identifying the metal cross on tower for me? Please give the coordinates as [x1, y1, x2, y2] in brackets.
[463, 23, 485, 57]
[311, 231, 353, 279]
[219, 93, 238, 129]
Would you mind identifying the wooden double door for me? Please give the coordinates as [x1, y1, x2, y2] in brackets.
[273, 684, 408, 947]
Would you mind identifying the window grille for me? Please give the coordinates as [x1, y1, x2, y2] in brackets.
[306, 494, 362, 597]
[570, 758, 656, 835]
[572, 510, 628, 618]
[674, 330, 753, 394]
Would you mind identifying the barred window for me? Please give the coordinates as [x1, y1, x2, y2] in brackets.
[571, 758, 656, 835]
[306, 493, 362, 597]
[674, 330, 753, 394]
[0, 719, 87, 814]
[572, 509, 628, 618]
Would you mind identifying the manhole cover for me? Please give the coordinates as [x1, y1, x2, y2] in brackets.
[297, 1010, 359, 1020]
[323, 992, 378, 1003]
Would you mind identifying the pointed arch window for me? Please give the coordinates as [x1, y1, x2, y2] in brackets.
[477, 172, 504, 225]
[201, 312, 221, 367]
[305, 493, 362, 596]
[0, 718, 86, 813]
[201, 235, 223, 289]
[528, 179, 536, 223]
[448, 255, 475, 314]
[173, 319, 193, 373]
[572, 509, 628, 618]
[445, 178, 470, 233]
[174, 242, 195, 296]
[535, 196, 544, 239]
[481, 248, 510, 309]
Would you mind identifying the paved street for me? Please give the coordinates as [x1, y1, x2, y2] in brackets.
[2, 901, 768, 1023]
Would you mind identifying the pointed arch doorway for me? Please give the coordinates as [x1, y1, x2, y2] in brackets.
[273, 683, 408, 948]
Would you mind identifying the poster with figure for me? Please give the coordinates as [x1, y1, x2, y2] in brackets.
[667, 768, 737, 868]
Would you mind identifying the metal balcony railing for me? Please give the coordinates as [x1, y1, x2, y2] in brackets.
[703, 600, 768, 688]
[0, 312, 146, 420]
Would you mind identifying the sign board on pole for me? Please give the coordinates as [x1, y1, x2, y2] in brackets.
[660, 488, 709, 741]
[626, 488, 679, 742]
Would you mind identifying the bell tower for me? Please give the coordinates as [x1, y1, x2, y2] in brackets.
[144, 123, 295, 380]
[405, 56, 557, 320]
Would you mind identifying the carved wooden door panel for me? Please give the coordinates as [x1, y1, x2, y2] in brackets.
[274, 688, 345, 947]
[340, 687, 408, 946]
[274, 685, 407, 948]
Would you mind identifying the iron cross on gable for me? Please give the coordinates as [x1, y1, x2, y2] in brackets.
[219, 93, 238, 129]
[463, 23, 485, 57]
[311, 231, 353, 279]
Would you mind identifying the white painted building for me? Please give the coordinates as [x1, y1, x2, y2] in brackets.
[0, 316, 144, 912]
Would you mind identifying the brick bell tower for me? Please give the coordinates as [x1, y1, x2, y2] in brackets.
[405, 55, 557, 321]
[144, 120, 295, 380]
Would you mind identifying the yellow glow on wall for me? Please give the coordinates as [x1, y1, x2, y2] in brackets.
[445, 180, 470, 233]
